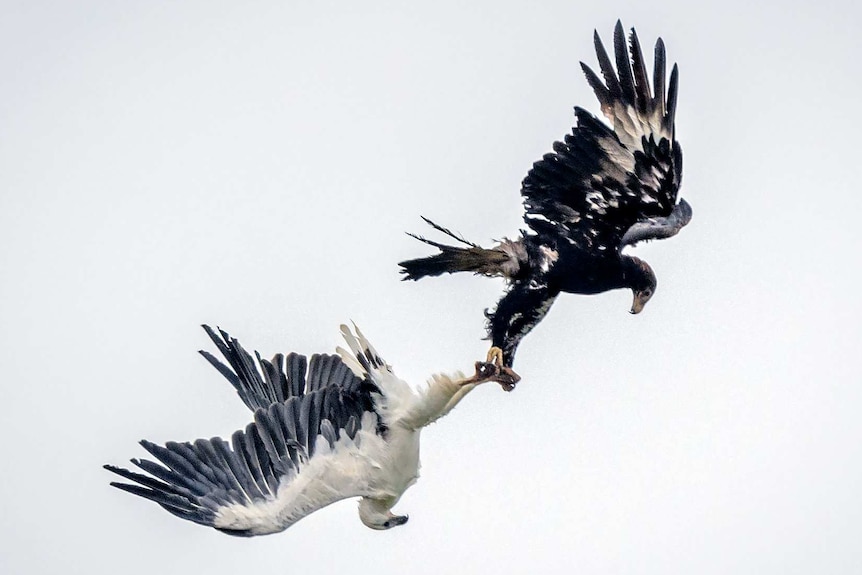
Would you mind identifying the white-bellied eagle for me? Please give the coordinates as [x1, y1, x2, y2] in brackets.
[400, 22, 691, 373]
[105, 324, 515, 536]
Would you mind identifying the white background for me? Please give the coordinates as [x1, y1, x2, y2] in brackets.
[2, 1, 860, 573]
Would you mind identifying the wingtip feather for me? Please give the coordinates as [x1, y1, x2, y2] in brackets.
[665, 62, 679, 131]
[593, 28, 621, 96]
[613, 20, 635, 103]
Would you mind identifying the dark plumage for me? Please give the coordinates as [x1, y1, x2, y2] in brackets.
[399, 22, 692, 367]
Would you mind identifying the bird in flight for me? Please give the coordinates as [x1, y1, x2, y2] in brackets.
[105, 324, 515, 536]
[399, 21, 691, 373]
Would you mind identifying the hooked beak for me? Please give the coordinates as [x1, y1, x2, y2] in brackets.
[630, 292, 648, 314]
[387, 513, 409, 527]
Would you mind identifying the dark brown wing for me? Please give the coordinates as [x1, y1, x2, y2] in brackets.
[521, 22, 684, 253]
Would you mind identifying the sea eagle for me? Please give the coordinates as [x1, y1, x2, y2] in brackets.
[105, 324, 515, 536]
[399, 22, 691, 371]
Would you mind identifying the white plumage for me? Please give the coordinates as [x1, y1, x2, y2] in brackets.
[106, 324, 500, 536]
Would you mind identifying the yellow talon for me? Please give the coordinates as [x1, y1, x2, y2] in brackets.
[486, 346, 504, 367]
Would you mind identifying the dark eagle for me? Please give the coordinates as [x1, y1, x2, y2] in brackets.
[399, 22, 691, 373]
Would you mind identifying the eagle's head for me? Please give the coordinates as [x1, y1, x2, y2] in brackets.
[358, 498, 409, 530]
[622, 256, 657, 314]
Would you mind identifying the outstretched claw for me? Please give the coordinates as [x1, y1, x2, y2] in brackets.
[483, 346, 520, 391]
[463, 361, 519, 391]
[494, 366, 521, 392]
[467, 361, 499, 383]
[461, 347, 522, 391]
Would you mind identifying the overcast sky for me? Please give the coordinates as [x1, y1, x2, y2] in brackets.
[2, 1, 861, 573]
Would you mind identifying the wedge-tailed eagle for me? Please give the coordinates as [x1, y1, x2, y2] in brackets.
[400, 22, 691, 373]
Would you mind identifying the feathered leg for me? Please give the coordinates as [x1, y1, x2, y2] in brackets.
[486, 280, 559, 368]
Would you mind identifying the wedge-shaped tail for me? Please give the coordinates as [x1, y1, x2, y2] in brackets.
[399, 217, 526, 281]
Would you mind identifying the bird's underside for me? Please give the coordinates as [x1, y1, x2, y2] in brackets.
[105, 325, 517, 536]
[399, 21, 691, 371]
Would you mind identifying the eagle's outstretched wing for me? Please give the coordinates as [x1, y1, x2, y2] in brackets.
[521, 21, 687, 253]
[105, 326, 387, 537]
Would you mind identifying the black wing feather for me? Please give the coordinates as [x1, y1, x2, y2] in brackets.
[580, 63, 612, 113]
[628, 28, 651, 112]
[653, 38, 667, 114]
[593, 29, 621, 97]
[522, 23, 685, 252]
[665, 63, 679, 134]
[613, 21, 636, 104]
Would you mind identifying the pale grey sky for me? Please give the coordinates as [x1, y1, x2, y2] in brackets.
[2, 1, 861, 573]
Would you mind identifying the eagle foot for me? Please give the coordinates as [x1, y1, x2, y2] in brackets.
[464, 361, 520, 391]
[480, 346, 521, 392]
[486, 346, 504, 366]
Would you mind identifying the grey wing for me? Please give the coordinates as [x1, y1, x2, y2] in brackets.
[105, 388, 383, 536]
[198, 325, 365, 412]
[105, 403, 381, 536]
[106, 328, 383, 536]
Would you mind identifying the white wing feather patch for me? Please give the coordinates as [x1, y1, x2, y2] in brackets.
[214, 413, 387, 535]
[606, 101, 671, 152]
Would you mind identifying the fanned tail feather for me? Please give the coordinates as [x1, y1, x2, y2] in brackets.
[399, 218, 519, 281]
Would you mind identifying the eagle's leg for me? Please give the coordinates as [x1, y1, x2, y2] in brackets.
[482, 346, 520, 392]
[483, 279, 560, 387]
[486, 346, 505, 366]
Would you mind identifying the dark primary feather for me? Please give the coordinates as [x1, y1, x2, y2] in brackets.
[522, 21, 683, 253]
[665, 63, 679, 135]
[613, 21, 636, 103]
[580, 63, 612, 113]
[628, 29, 651, 112]
[653, 38, 666, 114]
[106, 327, 381, 534]
[593, 29, 621, 98]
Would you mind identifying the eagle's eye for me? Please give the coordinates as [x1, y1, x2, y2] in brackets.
[382, 520, 391, 528]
